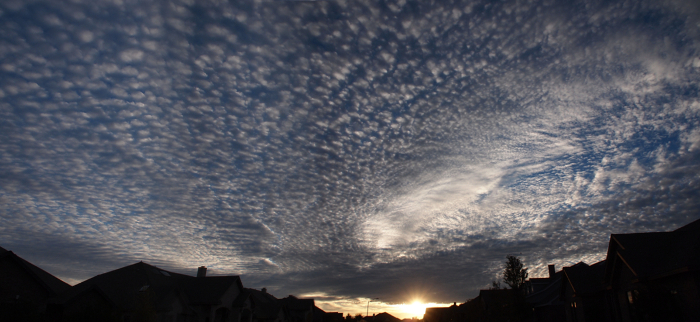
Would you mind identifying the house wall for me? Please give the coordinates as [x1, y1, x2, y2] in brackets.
[563, 279, 614, 322]
[669, 271, 700, 321]
[239, 306, 253, 322]
[612, 262, 700, 322]
[635, 271, 700, 322]
[194, 305, 212, 322]
[275, 306, 286, 322]
[580, 293, 611, 322]
[611, 259, 635, 322]
[0, 256, 51, 305]
[158, 293, 191, 322]
[204, 282, 243, 322]
[232, 299, 253, 322]
[61, 288, 121, 322]
[562, 282, 578, 322]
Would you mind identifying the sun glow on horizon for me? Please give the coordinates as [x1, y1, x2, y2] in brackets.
[314, 296, 452, 320]
[392, 301, 450, 319]
[404, 301, 426, 317]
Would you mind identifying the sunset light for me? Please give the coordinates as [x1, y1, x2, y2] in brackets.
[403, 301, 427, 317]
[391, 301, 450, 319]
[3, 0, 700, 321]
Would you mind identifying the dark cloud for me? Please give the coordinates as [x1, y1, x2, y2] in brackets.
[1, 0, 700, 316]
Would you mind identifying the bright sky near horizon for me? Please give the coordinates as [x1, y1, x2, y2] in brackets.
[2, 0, 700, 318]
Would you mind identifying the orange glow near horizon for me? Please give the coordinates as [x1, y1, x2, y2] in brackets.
[389, 300, 451, 319]
[401, 301, 428, 318]
[311, 294, 452, 320]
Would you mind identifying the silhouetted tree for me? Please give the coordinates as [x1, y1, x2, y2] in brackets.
[502, 255, 528, 290]
[489, 280, 502, 290]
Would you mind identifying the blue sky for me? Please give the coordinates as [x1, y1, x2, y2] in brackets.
[2, 0, 700, 317]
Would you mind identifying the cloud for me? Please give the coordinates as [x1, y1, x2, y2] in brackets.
[1, 0, 700, 311]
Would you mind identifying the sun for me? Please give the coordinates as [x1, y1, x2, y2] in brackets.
[402, 301, 427, 317]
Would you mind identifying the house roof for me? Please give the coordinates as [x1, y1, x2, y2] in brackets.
[0, 249, 71, 296]
[674, 217, 700, 232]
[280, 295, 315, 311]
[368, 312, 401, 322]
[562, 261, 606, 296]
[280, 295, 315, 322]
[611, 230, 700, 278]
[177, 275, 243, 305]
[424, 305, 467, 322]
[55, 261, 241, 311]
[604, 218, 700, 283]
[424, 306, 456, 316]
[246, 288, 284, 320]
[232, 289, 252, 308]
[525, 270, 563, 307]
[478, 289, 517, 310]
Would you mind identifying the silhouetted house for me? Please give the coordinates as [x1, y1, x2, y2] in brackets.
[462, 297, 485, 322]
[560, 261, 612, 322]
[312, 305, 325, 322]
[0, 246, 71, 320]
[375, 312, 402, 322]
[603, 219, 700, 321]
[51, 261, 244, 322]
[524, 265, 566, 322]
[320, 311, 344, 322]
[280, 295, 315, 322]
[232, 288, 255, 322]
[244, 288, 289, 322]
[424, 303, 465, 322]
[309, 304, 343, 322]
[364, 312, 401, 322]
[480, 289, 522, 321]
[459, 289, 524, 322]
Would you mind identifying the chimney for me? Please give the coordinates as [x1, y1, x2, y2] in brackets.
[548, 265, 555, 278]
[197, 266, 207, 278]
[262, 287, 267, 293]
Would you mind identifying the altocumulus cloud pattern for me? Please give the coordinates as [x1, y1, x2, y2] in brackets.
[1, 0, 700, 309]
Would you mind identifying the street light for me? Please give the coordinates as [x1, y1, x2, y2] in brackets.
[367, 298, 379, 317]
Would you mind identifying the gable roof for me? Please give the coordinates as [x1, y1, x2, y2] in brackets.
[604, 219, 700, 284]
[280, 295, 315, 311]
[280, 295, 315, 322]
[424, 305, 461, 322]
[674, 217, 700, 232]
[369, 312, 401, 322]
[525, 270, 563, 307]
[0, 249, 71, 296]
[232, 288, 253, 308]
[55, 261, 241, 312]
[561, 261, 606, 296]
[246, 288, 285, 320]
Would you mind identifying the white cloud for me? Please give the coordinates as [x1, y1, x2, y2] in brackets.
[1, 0, 700, 306]
[120, 49, 144, 62]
